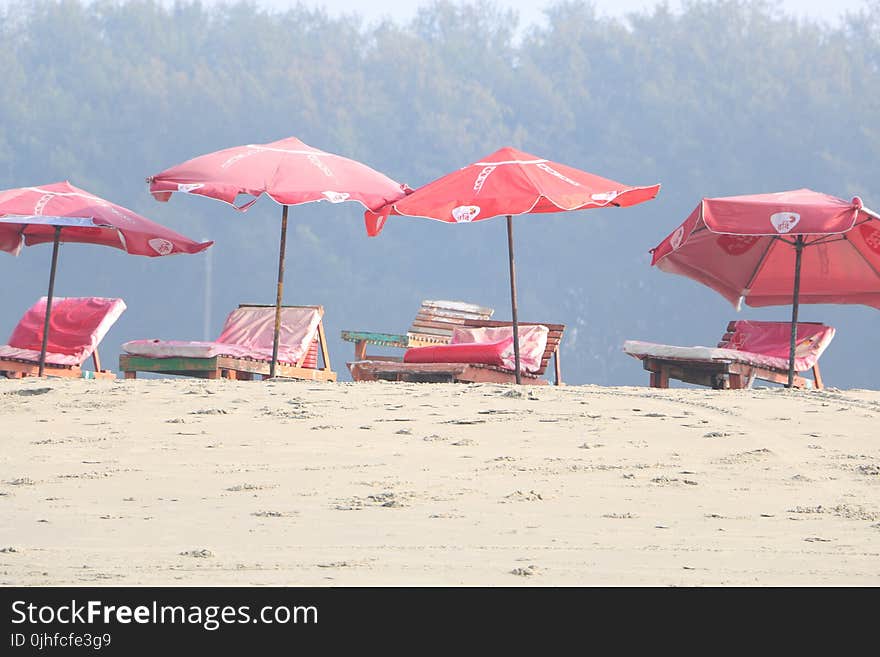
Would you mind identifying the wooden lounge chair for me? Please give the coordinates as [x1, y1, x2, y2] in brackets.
[341, 299, 496, 363]
[0, 297, 125, 380]
[349, 319, 565, 385]
[623, 320, 835, 390]
[119, 304, 336, 381]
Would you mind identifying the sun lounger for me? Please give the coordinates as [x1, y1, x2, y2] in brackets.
[0, 297, 126, 379]
[349, 319, 565, 385]
[341, 299, 496, 365]
[119, 304, 336, 381]
[623, 320, 835, 389]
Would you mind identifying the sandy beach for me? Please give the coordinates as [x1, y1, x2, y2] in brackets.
[1, 377, 878, 586]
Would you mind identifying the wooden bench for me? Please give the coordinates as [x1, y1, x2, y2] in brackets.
[348, 319, 565, 386]
[341, 299, 495, 362]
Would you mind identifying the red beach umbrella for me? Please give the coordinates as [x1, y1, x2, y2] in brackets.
[366, 146, 661, 382]
[148, 136, 409, 378]
[0, 181, 213, 375]
[651, 189, 880, 386]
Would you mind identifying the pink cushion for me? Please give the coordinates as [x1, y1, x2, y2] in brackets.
[403, 337, 513, 368]
[3, 297, 126, 365]
[451, 325, 549, 373]
[725, 320, 834, 371]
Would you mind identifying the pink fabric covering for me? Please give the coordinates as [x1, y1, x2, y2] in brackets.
[0, 297, 126, 366]
[623, 321, 835, 373]
[149, 136, 408, 213]
[404, 338, 513, 369]
[651, 189, 880, 309]
[365, 146, 659, 236]
[0, 181, 212, 257]
[123, 306, 322, 366]
[451, 325, 549, 373]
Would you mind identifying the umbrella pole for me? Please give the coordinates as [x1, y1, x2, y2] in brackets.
[38, 226, 62, 377]
[506, 215, 522, 385]
[787, 235, 805, 388]
[270, 205, 289, 379]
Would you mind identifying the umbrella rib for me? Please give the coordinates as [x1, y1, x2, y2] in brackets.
[741, 237, 779, 293]
[842, 235, 880, 282]
[805, 234, 847, 247]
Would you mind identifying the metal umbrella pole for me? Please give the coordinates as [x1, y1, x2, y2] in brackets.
[269, 205, 289, 379]
[787, 235, 805, 388]
[38, 226, 62, 377]
[506, 215, 522, 385]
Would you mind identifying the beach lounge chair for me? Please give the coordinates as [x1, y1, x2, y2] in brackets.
[341, 299, 496, 363]
[623, 320, 835, 390]
[119, 304, 336, 381]
[0, 297, 126, 379]
[349, 319, 565, 385]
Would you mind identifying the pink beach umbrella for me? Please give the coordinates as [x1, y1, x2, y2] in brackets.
[366, 146, 661, 382]
[0, 181, 213, 376]
[148, 136, 409, 378]
[651, 189, 880, 387]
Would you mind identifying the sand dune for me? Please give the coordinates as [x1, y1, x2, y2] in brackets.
[1, 378, 878, 586]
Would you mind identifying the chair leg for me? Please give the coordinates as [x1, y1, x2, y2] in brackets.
[812, 365, 823, 390]
[650, 367, 669, 388]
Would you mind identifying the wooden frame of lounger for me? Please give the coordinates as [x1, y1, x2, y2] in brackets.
[341, 299, 496, 361]
[1, 349, 115, 380]
[637, 321, 824, 390]
[348, 319, 565, 385]
[118, 304, 336, 382]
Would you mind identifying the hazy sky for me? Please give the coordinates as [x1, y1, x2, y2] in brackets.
[238, 0, 870, 27]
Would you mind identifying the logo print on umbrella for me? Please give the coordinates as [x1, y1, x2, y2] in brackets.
[322, 191, 350, 203]
[473, 166, 496, 194]
[591, 191, 620, 203]
[535, 163, 582, 187]
[770, 212, 800, 234]
[177, 183, 204, 194]
[148, 238, 174, 256]
[670, 226, 685, 250]
[860, 224, 880, 255]
[718, 234, 760, 256]
[452, 206, 481, 223]
[307, 154, 333, 178]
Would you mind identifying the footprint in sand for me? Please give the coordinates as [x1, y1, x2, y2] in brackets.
[180, 549, 214, 558]
[6, 478, 36, 486]
[503, 490, 544, 502]
[510, 565, 541, 577]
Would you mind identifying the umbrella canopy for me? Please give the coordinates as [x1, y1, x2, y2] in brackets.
[366, 146, 661, 382]
[147, 136, 409, 378]
[0, 181, 213, 376]
[651, 188, 880, 386]
[0, 181, 212, 257]
[149, 136, 407, 211]
[365, 146, 660, 236]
